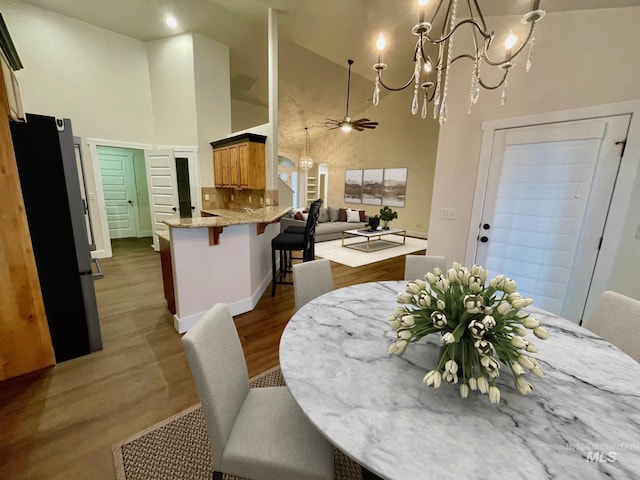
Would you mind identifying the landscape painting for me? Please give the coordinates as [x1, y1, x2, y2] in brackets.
[382, 168, 407, 207]
[344, 169, 363, 203]
[362, 169, 384, 205]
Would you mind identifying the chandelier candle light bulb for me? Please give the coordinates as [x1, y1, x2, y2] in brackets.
[372, 0, 546, 123]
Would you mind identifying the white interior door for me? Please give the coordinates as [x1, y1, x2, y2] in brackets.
[144, 149, 179, 251]
[474, 115, 630, 323]
[98, 148, 137, 239]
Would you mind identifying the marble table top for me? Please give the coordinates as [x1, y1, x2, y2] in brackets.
[163, 205, 291, 228]
[279, 281, 640, 480]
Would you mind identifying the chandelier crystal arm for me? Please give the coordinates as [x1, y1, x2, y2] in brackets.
[482, 21, 536, 67]
[376, 70, 417, 92]
[425, 18, 492, 45]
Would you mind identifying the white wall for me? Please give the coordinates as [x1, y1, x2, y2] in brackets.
[231, 98, 269, 133]
[147, 34, 198, 147]
[193, 33, 232, 188]
[428, 7, 640, 301]
[1, 1, 155, 256]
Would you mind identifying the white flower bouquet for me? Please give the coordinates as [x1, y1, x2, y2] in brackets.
[388, 262, 549, 404]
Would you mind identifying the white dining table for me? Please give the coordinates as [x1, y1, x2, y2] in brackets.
[279, 281, 640, 480]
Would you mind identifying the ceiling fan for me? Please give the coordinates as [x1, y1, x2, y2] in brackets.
[325, 59, 379, 132]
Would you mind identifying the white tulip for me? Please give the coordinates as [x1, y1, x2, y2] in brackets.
[523, 317, 540, 329]
[433, 267, 443, 276]
[515, 376, 533, 395]
[511, 336, 529, 349]
[496, 302, 511, 315]
[395, 307, 406, 315]
[436, 299, 446, 310]
[530, 366, 545, 378]
[447, 268, 458, 283]
[477, 376, 489, 394]
[452, 262, 462, 270]
[464, 294, 483, 313]
[417, 293, 432, 307]
[468, 377, 478, 391]
[525, 342, 538, 353]
[508, 292, 522, 302]
[515, 326, 529, 337]
[534, 327, 549, 339]
[389, 319, 402, 330]
[406, 282, 422, 294]
[402, 315, 416, 327]
[414, 279, 427, 290]
[512, 297, 533, 309]
[397, 292, 413, 304]
[444, 359, 459, 374]
[396, 329, 412, 340]
[489, 385, 501, 405]
[443, 371, 459, 384]
[434, 277, 450, 291]
[474, 339, 492, 355]
[502, 278, 517, 294]
[442, 332, 456, 345]
[468, 275, 484, 292]
[482, 315, 496, 330]
[387, 340, 408, 355]
[468, 320, 487, 339]
[481, 355, 500, 378]
[423, 370, 442, 388]
[431, 311, 447, 329]
[517, 355, 535, 370]
[511, 362, 525, 376]
[460, 383, 470, 399]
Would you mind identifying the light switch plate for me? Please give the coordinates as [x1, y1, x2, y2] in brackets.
[440, 208, 456, 220]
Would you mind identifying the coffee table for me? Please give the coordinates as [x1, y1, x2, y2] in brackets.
[341, 228, 406, 253]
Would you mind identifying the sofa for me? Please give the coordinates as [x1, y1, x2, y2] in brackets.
[280, 206, 369, 242]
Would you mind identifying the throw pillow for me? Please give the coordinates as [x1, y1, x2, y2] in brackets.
[302, 213, 309, 221]
[346, 208, 361, 223]
[339, 208, 347, 222]
[358, 210, 366, 222]
[328, 207, 340, 222]
[318, 208, 330, 223]
[294, 211, 305, 221]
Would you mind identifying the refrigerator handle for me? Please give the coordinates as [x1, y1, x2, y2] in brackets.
[92, 258, 104, 280]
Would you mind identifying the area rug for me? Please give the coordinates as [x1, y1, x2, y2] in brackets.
[314, 235, 428, 267]
[112, 366, 363, 480]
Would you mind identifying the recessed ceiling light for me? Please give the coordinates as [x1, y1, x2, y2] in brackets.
[165, 15, 178, 29]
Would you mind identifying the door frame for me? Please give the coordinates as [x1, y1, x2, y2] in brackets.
[87, 138, 153, 258]
[466, 100, 640, 318]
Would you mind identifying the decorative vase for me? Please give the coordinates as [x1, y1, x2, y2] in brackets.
[368, 216, 380, 231]
[382, 220, 390, 230]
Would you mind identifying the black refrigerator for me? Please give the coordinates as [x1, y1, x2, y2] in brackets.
[11, 113, 102, 362]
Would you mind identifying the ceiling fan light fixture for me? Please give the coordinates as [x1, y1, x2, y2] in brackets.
[325, 59, 379, 133]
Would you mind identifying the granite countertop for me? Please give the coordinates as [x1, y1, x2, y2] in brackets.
[164, 205, 291, 228]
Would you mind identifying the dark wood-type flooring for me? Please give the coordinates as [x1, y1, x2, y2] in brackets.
[0, 237, 414, 480]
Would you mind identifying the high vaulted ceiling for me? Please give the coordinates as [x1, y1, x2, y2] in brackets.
[19, 0, 640, 150]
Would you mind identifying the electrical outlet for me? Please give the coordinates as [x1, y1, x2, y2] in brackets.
[416, 223, 423, 228]
[266, 198, 271, 205]
[204, 194, 210, 201]
[260, 197, 264, 205]
[440, 208, 456, 220]
[249, 195, 252, 203]
[231, 193, 234, 201]
[88, 192, 96, 201]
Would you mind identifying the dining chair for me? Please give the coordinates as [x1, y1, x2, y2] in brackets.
[293, 259, 334, 311]
[404, 255, 447, 281]
[584, 290, 640, 363]
[181, 303, 335, 480]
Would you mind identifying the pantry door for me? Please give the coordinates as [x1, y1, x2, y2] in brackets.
[473, 115, 630, 322]
[144, 149, 179, 251]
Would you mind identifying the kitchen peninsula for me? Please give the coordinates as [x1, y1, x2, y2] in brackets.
[163, 205, 290, 333]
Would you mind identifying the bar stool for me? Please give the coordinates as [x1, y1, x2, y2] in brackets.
[271, 208, 318, 297]
[283, 199, 322, 259]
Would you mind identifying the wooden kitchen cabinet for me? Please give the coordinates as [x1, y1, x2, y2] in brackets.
[211, 133, 266, 189]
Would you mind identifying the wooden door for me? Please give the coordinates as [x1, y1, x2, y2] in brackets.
[98, 147, 137, 239]
[0, 62, 55, 380]
[144, 149, 179, 251]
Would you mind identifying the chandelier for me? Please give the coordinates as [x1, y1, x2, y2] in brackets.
[372, 0, 545, 125]
[299, 127, 314, 171]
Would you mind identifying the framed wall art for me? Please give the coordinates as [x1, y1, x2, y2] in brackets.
[382, 167, 407, 207]
[344, 169, 363, 204]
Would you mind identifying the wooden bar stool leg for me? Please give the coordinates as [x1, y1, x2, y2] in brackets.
[271, 244, 277, 297]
